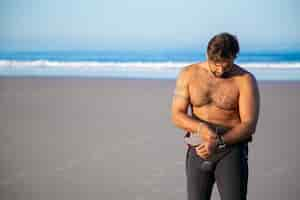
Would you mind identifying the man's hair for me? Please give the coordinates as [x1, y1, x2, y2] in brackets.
[206, 32, 240, 61]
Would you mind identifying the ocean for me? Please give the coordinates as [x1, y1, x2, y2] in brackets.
[0, 50, 300, 81]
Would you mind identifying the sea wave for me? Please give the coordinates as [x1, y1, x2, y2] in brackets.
[0, 60, 300, 69]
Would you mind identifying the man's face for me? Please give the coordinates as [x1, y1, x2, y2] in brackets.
[208, 58, 234, 78]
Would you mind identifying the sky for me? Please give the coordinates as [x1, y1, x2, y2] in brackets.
[0, 0, 299, 52]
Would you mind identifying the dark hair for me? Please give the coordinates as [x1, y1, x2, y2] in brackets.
[206, 32, 240, 61]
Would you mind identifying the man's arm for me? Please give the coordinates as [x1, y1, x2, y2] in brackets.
[222, 73, 260, 145]
[171, 66, 202, 134]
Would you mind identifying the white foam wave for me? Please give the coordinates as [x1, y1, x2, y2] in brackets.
[0, 60, 188, 70]
[0, 60, 300, 69]
[242, 62, 300, 69]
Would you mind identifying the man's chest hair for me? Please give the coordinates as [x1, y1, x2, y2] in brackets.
[189, 77, 239, 110]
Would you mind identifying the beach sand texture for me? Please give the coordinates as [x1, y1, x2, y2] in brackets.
[0, 77, 299, 200]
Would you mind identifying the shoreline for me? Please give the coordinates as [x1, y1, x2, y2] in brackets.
[1, 75, 300, 83]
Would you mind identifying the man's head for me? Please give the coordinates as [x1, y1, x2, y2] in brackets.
[206, 32, 239, 78]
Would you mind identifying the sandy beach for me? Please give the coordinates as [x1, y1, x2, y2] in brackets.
[0, 77, 299, 200]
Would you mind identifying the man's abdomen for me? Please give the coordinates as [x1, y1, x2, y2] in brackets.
[191, 104, 240, 129]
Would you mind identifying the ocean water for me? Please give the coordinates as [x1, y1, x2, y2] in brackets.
[0, 50, 300, 81]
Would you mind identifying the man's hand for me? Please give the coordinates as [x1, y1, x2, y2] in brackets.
[195, 140, 218, 159]
[193, 123, 219, 159]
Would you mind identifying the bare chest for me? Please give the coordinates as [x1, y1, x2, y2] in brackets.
[189, 78, 239, 110]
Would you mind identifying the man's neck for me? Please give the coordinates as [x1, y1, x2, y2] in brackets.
[204, 61, 235, 80]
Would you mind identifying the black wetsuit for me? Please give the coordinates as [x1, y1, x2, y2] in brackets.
[185, 119, 250, 200]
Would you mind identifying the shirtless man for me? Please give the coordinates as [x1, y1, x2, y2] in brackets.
[171, 33, 260, 200]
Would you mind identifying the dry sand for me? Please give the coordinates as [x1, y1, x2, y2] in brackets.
[0, 77, 299, 200]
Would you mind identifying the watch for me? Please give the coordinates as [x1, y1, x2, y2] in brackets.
[216, 135, 226, 149]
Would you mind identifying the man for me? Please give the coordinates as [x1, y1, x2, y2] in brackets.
[171, 32, 260, 200]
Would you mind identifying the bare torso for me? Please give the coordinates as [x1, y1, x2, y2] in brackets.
[188, 62, 248, 129]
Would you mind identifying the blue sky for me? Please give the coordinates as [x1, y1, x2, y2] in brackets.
[0, 0, 299, 51]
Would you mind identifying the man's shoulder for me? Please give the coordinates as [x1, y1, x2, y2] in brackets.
[177, 64, 197, 82]
[234, 65, 256, 79]
[178, 63, 204, 78]
[234, 65, 258, 87]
